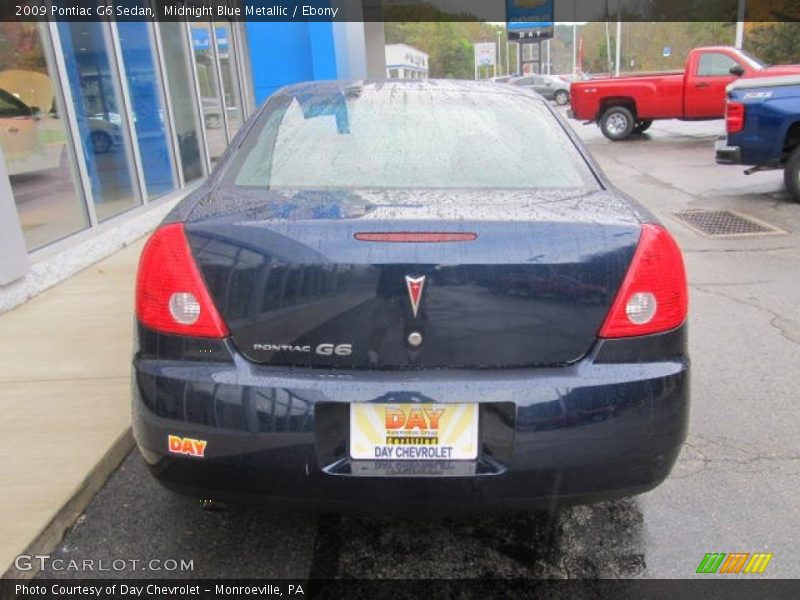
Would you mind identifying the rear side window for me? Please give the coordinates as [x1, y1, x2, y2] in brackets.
[697, 53, 739, 77]
[225, 86, 597, 191]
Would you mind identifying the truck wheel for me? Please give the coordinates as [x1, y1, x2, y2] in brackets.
[554, 90, 570, 106]
[784, 146, 800, 202]
[600, 106, 635, 141]
[634, 120, 653, 134]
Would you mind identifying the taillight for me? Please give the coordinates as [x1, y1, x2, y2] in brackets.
[599, 224, 687, 338]
[726, 101, 745, 133]
[135, 223, 228, 338]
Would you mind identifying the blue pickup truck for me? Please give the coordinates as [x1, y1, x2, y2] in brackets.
[716, 75, 800, 201]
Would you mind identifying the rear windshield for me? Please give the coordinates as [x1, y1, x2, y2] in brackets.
[221, 85, 598, 191]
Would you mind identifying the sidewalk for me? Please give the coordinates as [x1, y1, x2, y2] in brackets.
[0, 239, 145, 575]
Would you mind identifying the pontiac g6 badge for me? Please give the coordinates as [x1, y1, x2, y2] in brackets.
[405, 275, 425, 318]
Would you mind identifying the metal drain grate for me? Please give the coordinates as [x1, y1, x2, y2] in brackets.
[671, 210, 786, 238]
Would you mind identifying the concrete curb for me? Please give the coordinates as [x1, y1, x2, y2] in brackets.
[2, 427, 135, 580]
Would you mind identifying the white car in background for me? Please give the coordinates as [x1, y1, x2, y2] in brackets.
[0, 88, 62, 176]
[87, 112, 123, 154]
[0, 88, 129, 178]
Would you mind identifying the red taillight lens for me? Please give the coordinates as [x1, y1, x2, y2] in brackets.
[599, 224, 688, 339]
[135, 223, 229, 338]
[726, 101, 745, 133]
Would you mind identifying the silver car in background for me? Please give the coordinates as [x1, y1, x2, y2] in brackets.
[509, 74, 570, 105]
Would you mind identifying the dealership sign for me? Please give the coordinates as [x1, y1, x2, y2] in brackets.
[507, 0, 554, 42]
[474, 43, 497, 67]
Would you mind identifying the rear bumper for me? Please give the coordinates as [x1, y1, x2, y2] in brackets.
[132, 326, 689, 514]
[715, 137, 742, 165]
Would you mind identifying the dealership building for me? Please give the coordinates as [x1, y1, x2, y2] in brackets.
[385, 43, 429, 79]
[0, 16, 386, 300]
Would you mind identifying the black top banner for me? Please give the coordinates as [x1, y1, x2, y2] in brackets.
[3, 0, 800, 23]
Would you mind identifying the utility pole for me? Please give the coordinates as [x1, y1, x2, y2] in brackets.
[572, 24, 577, 75]
[735, 0, 746, 49]
[546, 39, 551, 74]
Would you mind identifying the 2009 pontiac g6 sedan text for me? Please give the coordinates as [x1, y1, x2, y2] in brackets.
[132, 80, 689, 513]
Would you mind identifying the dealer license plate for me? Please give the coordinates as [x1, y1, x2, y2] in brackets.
[349, 403, 478, 461]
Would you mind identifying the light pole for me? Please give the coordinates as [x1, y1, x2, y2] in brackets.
[505, 35, 510, 76]
[735, 0, 746, 49]
[496, 30, 502, 78]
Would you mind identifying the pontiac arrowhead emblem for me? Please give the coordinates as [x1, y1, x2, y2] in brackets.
[405, 275, 425, 318]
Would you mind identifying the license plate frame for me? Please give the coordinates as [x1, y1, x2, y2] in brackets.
[349, 403, 479, 461]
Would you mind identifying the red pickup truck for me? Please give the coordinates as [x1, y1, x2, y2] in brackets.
[569, 46, 800, 140]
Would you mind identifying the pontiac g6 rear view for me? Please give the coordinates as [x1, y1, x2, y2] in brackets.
[132, 81, 689, 512]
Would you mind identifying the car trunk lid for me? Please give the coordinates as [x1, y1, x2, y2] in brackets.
[185, 189, 641, 369]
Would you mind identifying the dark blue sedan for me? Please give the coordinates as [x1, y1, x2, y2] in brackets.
[132, 80, 689, 512]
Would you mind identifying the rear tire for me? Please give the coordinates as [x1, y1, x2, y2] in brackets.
[634, 120, 653, 134]
[785, 146, 800, 203]
[600, 106, 635, 141]
[554, 90, 570, 106]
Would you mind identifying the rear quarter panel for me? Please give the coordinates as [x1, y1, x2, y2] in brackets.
[728, 84, 800, 166]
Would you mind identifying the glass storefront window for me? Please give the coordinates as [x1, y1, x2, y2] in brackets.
[0, 16, 252, 255]
[117, 20, 177, 199]
[0, 22, 88, 250]
[190, 21, 246, 163]
[190, 21, 227, 162]
[157, 21, 204, 183]
[214, 22, 244, 137]
[57, 21, 141, 222]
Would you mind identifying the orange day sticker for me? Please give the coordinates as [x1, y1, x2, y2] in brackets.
[168, 435, 207, 458]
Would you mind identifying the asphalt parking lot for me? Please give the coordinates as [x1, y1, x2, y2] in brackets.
[38, 112, 800, 580]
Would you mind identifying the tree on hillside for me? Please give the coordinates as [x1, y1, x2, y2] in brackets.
[746, 23, 800, 65]
[386, 21, 505, 79]
[575, 21, 736, 75]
